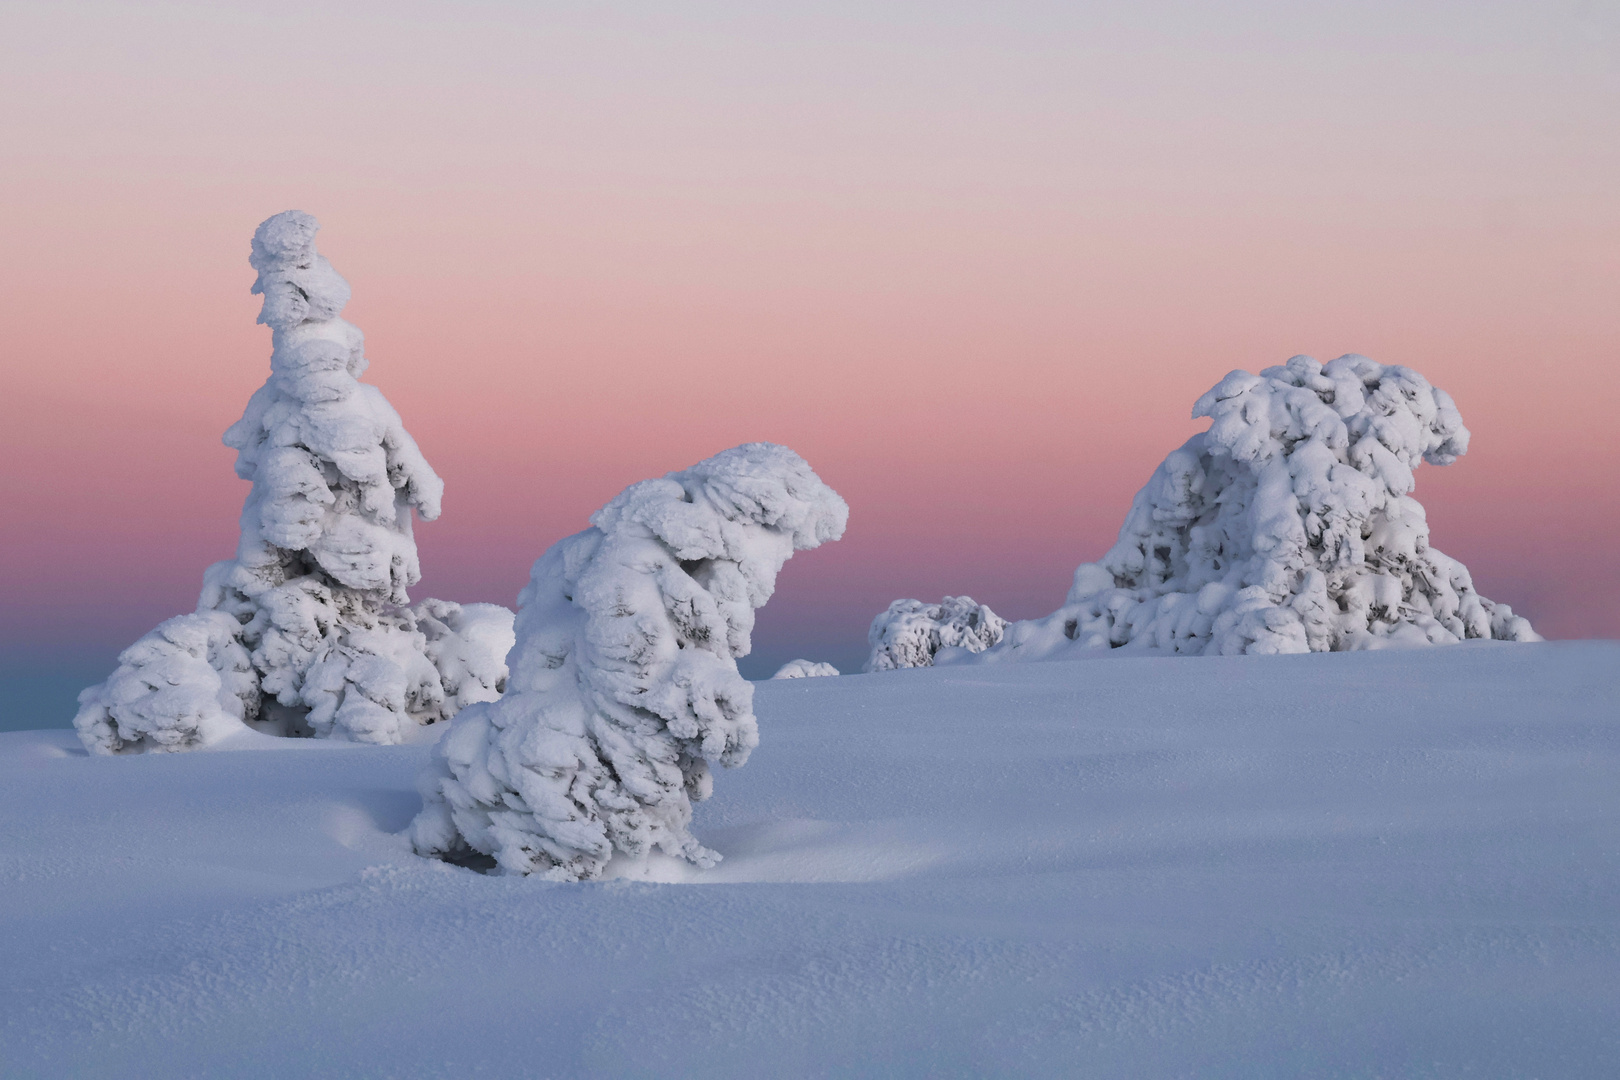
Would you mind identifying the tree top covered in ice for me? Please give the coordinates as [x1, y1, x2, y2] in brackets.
[228, 209, 443, 604]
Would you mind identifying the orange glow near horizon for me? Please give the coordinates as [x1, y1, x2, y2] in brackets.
[3, 3, 1617, 673]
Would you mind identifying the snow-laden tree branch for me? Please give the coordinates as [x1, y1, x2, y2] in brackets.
[412, 443, 848, 880]
[916, 355, 1535, 667]
[75, 212, 513, 754]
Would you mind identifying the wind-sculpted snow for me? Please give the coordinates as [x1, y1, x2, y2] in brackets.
[413, 443, 848, 880]
[865, 596, 1006, 670]
[770, 659, 840, 679]
[923, 355, 1535, 667]
[75, 212, 512, 754]
[7, 644, 1620, 1077]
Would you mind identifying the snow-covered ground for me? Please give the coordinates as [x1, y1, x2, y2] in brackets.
[4, 642, 1617, 1078]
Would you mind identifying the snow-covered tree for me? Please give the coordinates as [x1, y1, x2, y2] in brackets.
[75, 211, 513, 754]
[770, 660, 840, 679]
[73, 612, 260, 755]
[412, 443, 848, 880]
[948, 354, 1537, 665]
[864, 596, 1006, 671]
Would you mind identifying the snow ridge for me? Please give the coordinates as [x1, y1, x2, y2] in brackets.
[75, 212, 513, 754]
[412, 443, 848, 880]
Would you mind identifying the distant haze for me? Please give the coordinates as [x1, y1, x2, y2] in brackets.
[3, 1, 1616, 691]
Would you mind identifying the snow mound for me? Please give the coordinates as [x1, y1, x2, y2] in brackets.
[770, 659, 840, 679]
[934, 355, 1535, 666]
[75, 212, 513, 754]
[865, 595, 1007, 670]
[413, 443, 848, 880]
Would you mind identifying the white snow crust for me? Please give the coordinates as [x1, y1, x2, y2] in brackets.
[74, 212, 513, 754]
[865, 595, 1006, 671]
[942, 355, 1537, 666]
[412, 443, 849, 880]
[770, 659, 840, 679]
[5, 643, 1618, 1077]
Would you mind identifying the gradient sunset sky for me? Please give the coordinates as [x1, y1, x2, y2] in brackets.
[2, 1, 1616, 695]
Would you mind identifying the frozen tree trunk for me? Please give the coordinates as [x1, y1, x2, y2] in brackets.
[75, 212, 513, 754]
[943, 355, 1538, 666]
[412, 443, 848, 880]
[865, 596, 1007, 671]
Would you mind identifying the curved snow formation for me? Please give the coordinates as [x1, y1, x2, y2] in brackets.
[771, 660, 841, 679]
[412, 443, 849, 880]
[865, 596, 1007, 671]
[75, 212, 514, 754]
[960, 354, 1537, 664]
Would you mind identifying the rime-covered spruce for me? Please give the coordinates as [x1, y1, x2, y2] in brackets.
[865, 597, 1007, 671]
[75, 212, 513, 754]
[412, 443, 848, 880]
[770, 660, 840, 679]
[878, 354, 1535, 669]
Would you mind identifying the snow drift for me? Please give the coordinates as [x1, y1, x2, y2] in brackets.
[412, 443, 848, 880]
[872, 355, 1537, 670]
[75, 212, 514, 755]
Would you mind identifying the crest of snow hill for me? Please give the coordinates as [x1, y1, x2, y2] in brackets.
[411, 443, 849, 880]
[868, 354, 1537, 671]
[75, 212, 516, 754]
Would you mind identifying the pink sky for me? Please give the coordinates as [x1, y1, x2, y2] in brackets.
[3, 2, 1617, 675]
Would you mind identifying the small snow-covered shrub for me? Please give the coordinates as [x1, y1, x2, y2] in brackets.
[770, 660, 840, 679]
[950, 354, 1537, 665]
[412, 443, 848, 880]
[865, 596, 1007, 671]
[74, 613, 259, 754]
[75, 212, 513, 754]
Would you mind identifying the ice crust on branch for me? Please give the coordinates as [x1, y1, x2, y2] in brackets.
[770, 660, 840, 679]
[75, 212, 514, 754]
[864, 597, 1007, 671]
[942, 355, 1537, 665]
[412, 443, 848, 880]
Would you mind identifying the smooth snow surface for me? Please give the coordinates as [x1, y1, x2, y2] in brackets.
[5, 642, 1617, 1078]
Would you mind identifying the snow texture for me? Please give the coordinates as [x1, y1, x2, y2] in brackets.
[413, 443, 848, 880]
[770, 659, 840, 679]
[865, 595, 1007, 671]
[946, 355, 1538, 665]
[6, 643, 1620, 1078]
[74, 212, 513, 754]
